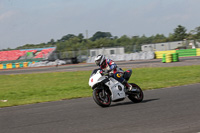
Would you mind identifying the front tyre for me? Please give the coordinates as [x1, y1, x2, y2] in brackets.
[128, 83, 144, 103]
[93, 89, 111, 107]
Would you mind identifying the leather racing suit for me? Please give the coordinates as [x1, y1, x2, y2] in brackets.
[99, 59, 125, 83]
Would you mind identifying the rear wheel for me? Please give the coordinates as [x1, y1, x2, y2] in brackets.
[128, 83, 144, 103]
[93, 89, 111, 107]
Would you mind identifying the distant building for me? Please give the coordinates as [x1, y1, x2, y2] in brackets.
[89, 47, 124, 56]
[142, 41, 183, 51]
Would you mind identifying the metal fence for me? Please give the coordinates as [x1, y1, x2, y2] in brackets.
[48, 50, 89, 62]
[49, 45, 142, 62]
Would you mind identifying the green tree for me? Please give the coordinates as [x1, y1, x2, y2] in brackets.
[90, 31, 112, 41]
[153, 34, 167, 43]
[78, 33, 84, 40]
[190, 26, 200, 39]
[195, 26, 200, 38]
[49, 39, 55, 44]
[116, 35, 131, 46]
[59, 34, 75, 42]
[172, 25, 188, 41]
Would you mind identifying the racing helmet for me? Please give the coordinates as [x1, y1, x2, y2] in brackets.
[95, 54, 106, 66]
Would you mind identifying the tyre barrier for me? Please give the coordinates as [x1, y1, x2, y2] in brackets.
[12, 63, 16, 68]
[162, 53, 179, 63]
[156, 49, 199, 59]
[176, 49, 196, 57]
[162, 54, 166, 63]
[172, 53, 179, 62]
[3, 64, 6, 69]
[15, 63, 20, 68]
[155, 50, 176, 59]
[197, 48, 200, 56]
[0, 60, 67, 69]
[166, 54, 172, 63]
[23, 62, 28, 67]
[0, 61, 39, 69]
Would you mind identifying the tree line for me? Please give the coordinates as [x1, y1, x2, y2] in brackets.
[3, 25, 200, 52]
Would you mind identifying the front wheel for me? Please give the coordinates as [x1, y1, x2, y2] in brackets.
[93, 89, 111, 107]
[128, 83, 144, 103]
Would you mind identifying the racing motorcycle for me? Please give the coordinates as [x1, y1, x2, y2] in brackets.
[89, 68, 144, 107]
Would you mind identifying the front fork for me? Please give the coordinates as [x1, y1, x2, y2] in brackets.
[100, 88, 106, 98]
[96, 84, 109, 99]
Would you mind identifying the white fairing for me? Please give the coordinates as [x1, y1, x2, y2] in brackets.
[89, 70, 105, 87]
[105, 77, 125, 101]
[89, 70, 126, 101]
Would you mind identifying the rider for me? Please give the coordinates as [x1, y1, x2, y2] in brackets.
[94, 54, 132, 91]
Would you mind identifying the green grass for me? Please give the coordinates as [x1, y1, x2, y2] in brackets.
[0, 65, 200, 107]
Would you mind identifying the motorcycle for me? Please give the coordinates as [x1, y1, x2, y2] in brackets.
[89, 68, 144, 107]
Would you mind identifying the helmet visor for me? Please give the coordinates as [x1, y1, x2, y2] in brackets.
[95, 59, 101, 66]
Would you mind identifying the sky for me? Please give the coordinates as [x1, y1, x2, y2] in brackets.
[0, 0, 200, 49]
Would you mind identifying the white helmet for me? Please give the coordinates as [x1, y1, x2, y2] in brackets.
[95, 54, 105, 66]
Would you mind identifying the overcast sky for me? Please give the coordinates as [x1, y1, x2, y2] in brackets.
[0, 0, 200, 49]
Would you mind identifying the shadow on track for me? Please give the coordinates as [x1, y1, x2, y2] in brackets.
[142, 98, 160, 103]
[110, 98, 160, 107]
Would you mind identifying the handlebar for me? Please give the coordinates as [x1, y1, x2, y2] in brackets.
[101, 72, 114, 77]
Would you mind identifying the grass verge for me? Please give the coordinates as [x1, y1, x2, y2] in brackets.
[0, 65, 200, 107]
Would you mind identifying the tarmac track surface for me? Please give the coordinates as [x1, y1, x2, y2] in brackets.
[0, 83, 200, 133]
[0, 56, 200, 75]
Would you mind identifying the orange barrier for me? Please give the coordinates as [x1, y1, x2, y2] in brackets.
[6, 63, 12, 69]
[0, 64, 3, 69]
[15, 63, 20, 68]
[23, 62, 28, 67]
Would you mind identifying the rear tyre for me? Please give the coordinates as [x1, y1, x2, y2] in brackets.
[93, 89, 111, 107]
[128, 83, 144, 103]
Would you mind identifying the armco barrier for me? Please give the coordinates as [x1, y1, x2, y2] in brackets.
[197, 48, 200, 56]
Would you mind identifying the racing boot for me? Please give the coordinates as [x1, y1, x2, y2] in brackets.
[126, 83, 132, 91]
[123, 80, 132, 91]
